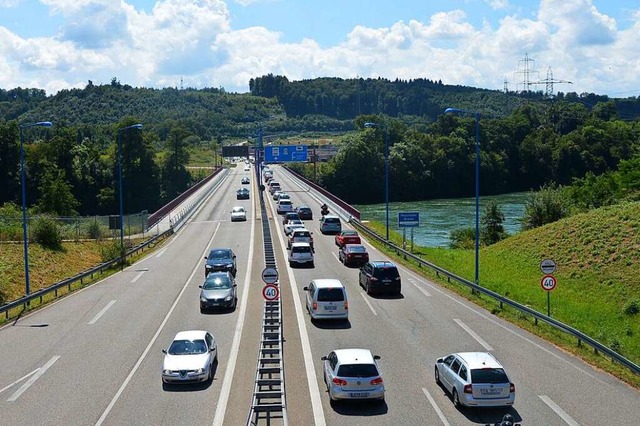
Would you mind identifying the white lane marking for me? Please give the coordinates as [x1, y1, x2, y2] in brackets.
[422, 388, 450, 426]
[411, 279, 431, 297]
[130, 270, 146, 283]
[212, 191, 256, 426]
[0, 369, 38, 395]
[404, 271, 602, 383]
[155, 248, 167, 258]
[453, 319, 494, 351]
[96, 223, 221, 426]
[360, 293, 378, 316]
[539, 395, 581, 426]
[88, 300, 116, 325]
[7, 356, 60, 402]
[268, 186, 326, 426]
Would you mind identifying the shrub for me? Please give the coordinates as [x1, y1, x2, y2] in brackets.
[100, 239, 122, 263]
[87, 221, 103, 240]
[449, 227, 476, 249]
[522, 184, 570, 230]
[32, 215, 62, 249]
[623, 299, 639, 316]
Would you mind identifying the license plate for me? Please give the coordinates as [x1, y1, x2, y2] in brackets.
[325, 306, 337, 310]
[480, 388, 502, 395]
[349, 392, 369, 398]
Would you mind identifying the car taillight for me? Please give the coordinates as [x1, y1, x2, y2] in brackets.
[344, 301, 349, 310]
[332, 378, 347, 386]
[463, 384, 473, 394]
[370, 277, 378, 282]
[370, 377, 383, 385]
[312, 302, 318, 310]
[510, 383, 515, 393]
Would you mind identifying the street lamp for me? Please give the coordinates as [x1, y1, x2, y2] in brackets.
[19, 121, 53, 298]
[117, 123, 143, 270]
[444, 107, 481, 284]
[363, 122, 390, 240]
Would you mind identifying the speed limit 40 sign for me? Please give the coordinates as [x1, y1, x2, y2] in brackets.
[262, 284, 280, 301]
[540, 274, 557, 291]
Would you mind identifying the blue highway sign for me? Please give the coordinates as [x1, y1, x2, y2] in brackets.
[265, 145, 308, 162]
[398, 211, 420, 227]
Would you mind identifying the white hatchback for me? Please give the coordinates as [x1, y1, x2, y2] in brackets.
[321, 348, 384, 402]
[303, 279, 348, 321]
[288, 242, 314, 267]
[435, 352, 515, 408]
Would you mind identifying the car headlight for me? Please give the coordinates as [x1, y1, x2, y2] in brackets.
[163, 369, 172, 375]
[200, 296, 208, 302]
[226, 263, 233, 268]
[225, 294, 232, 301]
[196, 368, 204, 374]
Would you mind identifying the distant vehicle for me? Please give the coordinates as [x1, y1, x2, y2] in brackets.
[303, 279, 348, 321]
[282, 211, 301, 225]
[288, 228, 313, 249]
[319, 215, 342, 234]
[338, 244, 369, 267]
[359, 260, 401, 296]
[284, 219, 305, 235]
[199, 271, 237, 312]
[241, 177, 250, 184]
[162, 330, 217, 384]
[277, 199, 294, 214]
[236, 188, 250, 200]
[295, 205, 313, 220]
[321, 348, 384, 402]
[335, 229, 361, 247]
[204, 248, 237, 277]
[230, 206, 247, 222]
[435, 352, 515, 408]
[288, 242, 314, 267]
[276, 192, 291, 201]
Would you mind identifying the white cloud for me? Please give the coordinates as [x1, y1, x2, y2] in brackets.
[486, 0, 509, 11]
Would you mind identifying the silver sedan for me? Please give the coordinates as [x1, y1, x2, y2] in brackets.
[162, 330, 217, 384]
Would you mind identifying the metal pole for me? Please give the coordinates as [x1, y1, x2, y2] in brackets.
[117, 130, 124, 271]
[19, 126, 31, 297]
[474, 113, 480, 284]
[385, 126, 389, 241]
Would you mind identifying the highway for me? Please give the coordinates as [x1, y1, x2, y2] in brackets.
[1, 163, 639, 426]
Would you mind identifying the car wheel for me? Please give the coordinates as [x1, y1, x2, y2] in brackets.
[452, 388, 461, 408]
[434, 367, 440, 384]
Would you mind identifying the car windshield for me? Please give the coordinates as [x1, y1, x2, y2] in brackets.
[209, 250, 231, 260]
[232, 207, 245, 213]
[168, 339, 208, 355]
[373, 266, 399, 279]
[470, 368, 509, 384]
[348, 245, 366, 253]
[337, 363, 379, 378]
[324, 218, 339, 224]
[202, 275, 232, 289]
[294, 231, 310, 238]
[317, 288, 345, 302]
[343, 231, 357, 236]
[292, 246, 311, 253]
[289, 220, 303, 225]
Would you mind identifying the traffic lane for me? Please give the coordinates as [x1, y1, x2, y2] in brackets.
[0, 176, 232, 422]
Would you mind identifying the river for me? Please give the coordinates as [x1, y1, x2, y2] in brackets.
[354, 192, 529, 248]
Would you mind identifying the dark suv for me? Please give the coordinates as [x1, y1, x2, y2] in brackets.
[359, 261, 401, 296]
[204, 248, 237, 277]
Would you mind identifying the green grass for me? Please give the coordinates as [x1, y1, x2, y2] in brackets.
[359, 202, 640, 388]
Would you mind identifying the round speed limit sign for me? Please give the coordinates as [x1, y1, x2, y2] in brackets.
[262, 284, 280, 301]
[540, 274, 557, 291]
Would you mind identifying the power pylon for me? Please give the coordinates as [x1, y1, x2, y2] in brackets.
[530, 67, 573, 97]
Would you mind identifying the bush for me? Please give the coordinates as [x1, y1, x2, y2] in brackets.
[449, 227, 476, 249]
[87, 220, 103, 240]
[100, 239, 122, 263]
[624, 299, 639, 316]
[522, 184, 570, 230]
[32, 215, 62, 249]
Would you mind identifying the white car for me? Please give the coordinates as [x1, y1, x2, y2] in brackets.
[162, 330, 217, 384]
[288, 228, 313, 249]
[277, 199, 294, 214]
[303, 279, 348, 321]
[435, 352, 515, 408]
[284, 219, 305, 235]
[288, 242, 314, 267]
[276, 192, 291, 202]
[321, 348, 384, 402]
[230, 206, 247, 222]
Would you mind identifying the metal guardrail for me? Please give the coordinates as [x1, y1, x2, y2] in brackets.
[349, 216, 640, 377]
[246, 183, 287, 426]
[279, 165, 640, 377]
[1, 229, 172, 321]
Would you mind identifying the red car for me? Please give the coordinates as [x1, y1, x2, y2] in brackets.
[338, 244, 369, 266]
[334, 230, 361, 247]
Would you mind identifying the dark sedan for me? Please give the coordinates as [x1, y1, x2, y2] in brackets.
[236, 188, 250, 199]
[295, 205, 313, 220]
[338, 244, 369, 267]
[204, 248, 237, 277]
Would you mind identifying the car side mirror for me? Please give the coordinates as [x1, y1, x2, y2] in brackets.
[233, 284, 237, 287]
[199, 285, 203, 288]
[204, 256, 208, 260]
[374, 355, 381, 360]
[321, 356, 328, 361]
[162, 349, 167, 354]
[436, 358, 443, 364]
[303, 286, 309, 291]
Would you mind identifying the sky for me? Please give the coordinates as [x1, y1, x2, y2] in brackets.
[1, 0, 639, 97]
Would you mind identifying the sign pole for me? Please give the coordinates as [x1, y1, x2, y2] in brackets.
[547, 292, 551, 317]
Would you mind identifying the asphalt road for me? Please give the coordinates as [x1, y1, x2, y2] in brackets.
[0, 163, 638, 426]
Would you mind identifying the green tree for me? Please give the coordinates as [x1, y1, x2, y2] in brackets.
[522, 184, 569, 230]
[481, 200, 506, 245]
[161, 125, 192, 200]
[0, 122, 19, 205]
[36, 163, 80, 216]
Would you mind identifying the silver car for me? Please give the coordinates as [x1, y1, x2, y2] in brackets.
[162, 330, 217, 384]
[288, 242, 314, 267]
[303, 279, 348, 321]
[435, 352, 515, 408]
[321, 348, 385, 402]
[199, 271, 237, 312]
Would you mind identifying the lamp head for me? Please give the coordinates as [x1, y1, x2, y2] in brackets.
[363, 122, 378, 128]
[35, 121, 53, 127]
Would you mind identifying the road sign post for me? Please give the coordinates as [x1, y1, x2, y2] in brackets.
[541, 274, 557, 317]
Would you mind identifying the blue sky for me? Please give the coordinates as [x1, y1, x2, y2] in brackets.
[1, 0, 639, 97]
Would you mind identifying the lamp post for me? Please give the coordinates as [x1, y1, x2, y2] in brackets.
[117, 123, 143, 270]
[444, 107, 481, 284]
[19, 121, 53, 298]
[363, 122, 390, 240]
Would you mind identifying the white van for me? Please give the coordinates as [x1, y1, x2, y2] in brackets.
[303, 279, 349, 321]
[288, 242, 314, 267]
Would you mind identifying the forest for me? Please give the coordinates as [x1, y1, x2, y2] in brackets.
[1, 78, 639, 219]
